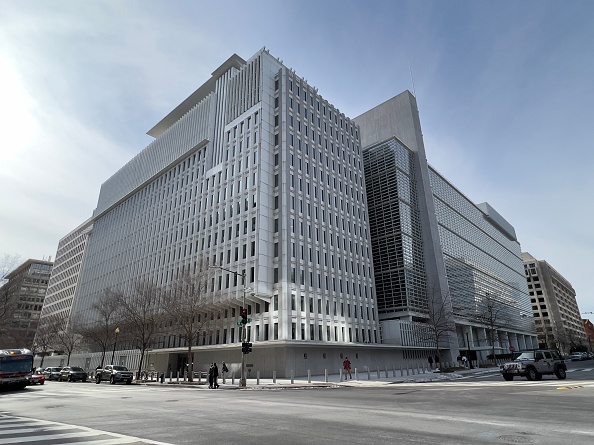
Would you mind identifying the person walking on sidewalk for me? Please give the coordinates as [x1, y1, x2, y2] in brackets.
[213, 363, 220, 388]
[343, 357, 352, 380]
[208, 364, 214, 389]
[221, 361, 228, 380]
[428, 355, 434, 369]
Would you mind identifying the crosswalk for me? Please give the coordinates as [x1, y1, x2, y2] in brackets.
[0, 413, 173, 445]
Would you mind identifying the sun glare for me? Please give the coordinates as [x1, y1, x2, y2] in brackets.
[0, 54, 36, 163]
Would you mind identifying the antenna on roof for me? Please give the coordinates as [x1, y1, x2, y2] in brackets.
[408, 61, 417, 98]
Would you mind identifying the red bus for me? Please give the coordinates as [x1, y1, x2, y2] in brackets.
[0, 348, 34, 390]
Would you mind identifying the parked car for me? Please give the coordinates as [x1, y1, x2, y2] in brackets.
[570, 353, 586, 361]
[43, 367, 63, 381]
[59, 366, 88, 382]
[95, 365, 133, 385]
[27, 370, 45, 385]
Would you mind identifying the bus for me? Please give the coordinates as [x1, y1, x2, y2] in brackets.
[0, 348, 34, 390]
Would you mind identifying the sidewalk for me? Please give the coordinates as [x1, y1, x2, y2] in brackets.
[139, 366, 500, 390]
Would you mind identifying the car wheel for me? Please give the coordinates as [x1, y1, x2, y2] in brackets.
[96, 377, 101, 384]
[526, 368, 539, 381]
[110, 376, 116, 384]
[555, 368, 567, 380]
[503, 375, 513, 381]
[68, 375, 73, 382]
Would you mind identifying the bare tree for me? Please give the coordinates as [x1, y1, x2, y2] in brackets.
[34, 318, 59, 368]
[162, 261, 213, 382]
[53, 315, 84, 366]
[77, 291, 120, 367]
[418, 284, 457, 364]
[0, 253, 21, 340]
[474, 293, 510, 363]
[115, 281, 165, 379]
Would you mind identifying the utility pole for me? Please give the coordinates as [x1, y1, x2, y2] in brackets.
[211, 265, 249, 387]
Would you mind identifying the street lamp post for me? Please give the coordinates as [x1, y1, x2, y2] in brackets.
[465, 331, 474, 369]
[110, 327, 120, 366]
[211, 265, 248, 387]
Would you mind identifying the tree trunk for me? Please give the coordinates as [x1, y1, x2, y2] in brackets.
[137, 347, 146, 380]
[187, 344, 193, 382]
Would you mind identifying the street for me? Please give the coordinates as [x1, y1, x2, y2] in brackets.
[1, 364, 593, 445]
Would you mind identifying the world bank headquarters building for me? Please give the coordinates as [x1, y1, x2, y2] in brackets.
[38, 49, 536, 377]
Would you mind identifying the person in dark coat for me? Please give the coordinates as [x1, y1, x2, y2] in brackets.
[213, 363, 220, 388]
[208, 364, 214, 389]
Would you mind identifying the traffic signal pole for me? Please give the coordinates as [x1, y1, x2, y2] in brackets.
[210, 265, 248, 387]
[241, 273, 246, 387]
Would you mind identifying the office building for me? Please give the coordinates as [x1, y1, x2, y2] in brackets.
[48, 49, 379, 376]
[522, 252, 587, 352]
[1, 259, 53, 348]
[355, 93, 537, 362]
[40, 49, 537, 375]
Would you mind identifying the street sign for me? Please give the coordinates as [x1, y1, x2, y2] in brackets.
[247, 318, 252, 322]
[509, 346, 515, 353]
[237, 322, 243, 326]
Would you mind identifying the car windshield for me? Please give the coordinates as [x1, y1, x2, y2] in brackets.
[71, 367, 84, 371]
[112, 366, 129, 371]
[515, 352, 535, 360]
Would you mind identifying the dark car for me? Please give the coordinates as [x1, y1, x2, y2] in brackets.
[59, 366, 88, 382]
[28, 370, 45, 385]
[43, 367, 63, 381]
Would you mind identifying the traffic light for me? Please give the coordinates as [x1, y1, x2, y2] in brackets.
[240, 308, 248, 325]
[242, 342, 253, 354]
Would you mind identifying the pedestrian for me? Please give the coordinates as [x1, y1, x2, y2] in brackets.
[343, 357, 352, 380]
[208, 364, 214, 389]
[461, 356, 468, 368]
[213, 363, 219, 389]
[428, 355, 433, 369]
[221, 361, 229, 381]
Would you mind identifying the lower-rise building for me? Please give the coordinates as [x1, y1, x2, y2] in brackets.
[523, 252, 587, 352]
[1, 259, 53, 349]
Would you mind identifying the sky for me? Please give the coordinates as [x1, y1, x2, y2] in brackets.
[0, 0, 592, 320]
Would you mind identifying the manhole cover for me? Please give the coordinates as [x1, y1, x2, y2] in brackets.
[497, 435, 534, 444]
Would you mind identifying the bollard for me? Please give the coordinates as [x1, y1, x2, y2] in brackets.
[354, 367, 358, 380]
[176, 371, 179, 383]
[273, 370, 277, 384]
[324, 369, 328, 383]
[290, 369, 294, 384]
[232, 373, 235, 385]
[417, 363, 421, 374]
[377, 367, 380, 379]
[406, 366, 410, 376]
[340, 368, 343, 381]
[367, 368, 370, 380]
[199, 371, 202, 384]
[308, 370, 311, 383]
[169, 371, 172, 383]
[257, 370, 260, 385]
[393, 365, 396, 377]
[385, 365, 388, 378]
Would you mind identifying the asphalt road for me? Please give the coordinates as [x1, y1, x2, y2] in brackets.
[1, 364, 593, 445]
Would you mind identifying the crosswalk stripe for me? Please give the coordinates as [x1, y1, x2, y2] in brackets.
[0, 430, 101, 444]
[0, 414, 173, 445]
